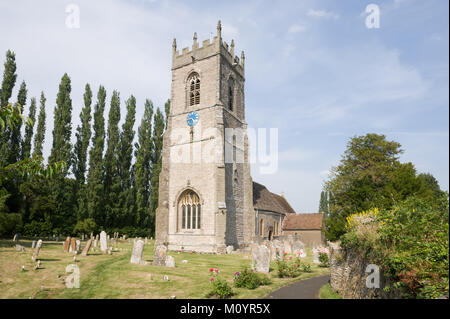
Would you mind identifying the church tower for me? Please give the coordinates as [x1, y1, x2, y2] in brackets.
[155, 21, 254, 253]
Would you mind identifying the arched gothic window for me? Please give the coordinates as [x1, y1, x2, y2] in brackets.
[188, 73, 200, 106]
[178, 190, 201, 230]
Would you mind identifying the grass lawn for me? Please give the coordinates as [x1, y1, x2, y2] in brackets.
[319, 283, 342, 299]
[0, 238, 329, 299]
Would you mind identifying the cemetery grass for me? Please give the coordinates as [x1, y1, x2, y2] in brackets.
[319, 283, 342, 299]
[0, 239, 329, 299]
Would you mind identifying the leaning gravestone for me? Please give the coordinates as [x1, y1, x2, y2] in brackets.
[63, 237, 71, 252]
[71, 238, 77, 254]
[100, 231, 108, 252]
[251, 245, 270, 273]
[32, 239, 42, 261]
[81, 239, 93, 256]
[165, 255, 175, 268]
[130, 240, 146, 265]
[13, 233, 19, 242]
[152, 244, 167, 266]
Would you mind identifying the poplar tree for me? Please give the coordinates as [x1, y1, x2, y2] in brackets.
[134, 99, 153, 227]
[149, 106, 166, 235]
[8, 81, 27, 164]
[48, 73, 75, 232]
[21, 96, 36, 159]
[32, 92, 46, 158]
[103, 90, 121, 227]
[0, 50, 17, 165]
[87, 86, 106, 225]
[119, 95, 136, 226]
[73, 84, 92, 221]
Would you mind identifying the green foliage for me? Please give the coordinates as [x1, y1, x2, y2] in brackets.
[323, 134, 444, 241]
[341, 195, 449, 299]
[233, 268, 271, 289]
[276, 257, 303, 278]
[21, 96, 36, 160]
[32, 92, 46, 158]
[318, 252, 329, 267]
[206, 277, 234, 299]
[73, 218, 97, 235]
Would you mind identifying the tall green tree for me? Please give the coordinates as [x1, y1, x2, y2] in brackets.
[149, 105, 166, 235]
[103, 90, 121, 227]
[0, 50, 18, 166]
[134, 99, 153, 227]
[118, 95, 136, 226]
[87, 86, 106, 225]
[32, 92, 46, 158]
[319, 191, 329, 214]
[8, 81, 27, 164]
[21, 96, 36, 159]
[48, 73, 75, 233]
[323, 133, 440, 241]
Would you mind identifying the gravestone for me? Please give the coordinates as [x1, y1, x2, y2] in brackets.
[251, 245, 270, 273]
[63, 237, 71, 252]
[152, 244, 167, 266]
[165, 255, 175, 268]
[93, 239, 98, 248]
[226, 245, 234, 254]
[271, 239, 284, 260]
[76, 240, 81, 253]
[292, 240, 305, 255]
[100, 231, 108, 252]
[32, 239, 42, 261]
[81, 239, 92, 256]
[31, 240, 36, 249]
[312, 248, 320, 263]
[81, 234, 85, 241]
[16, 244, 25, 252]
[283, 240, 292, 254]
[70, 238, 77, 253]
[130, 240, 146, 265]
[13, 233, 19, 242]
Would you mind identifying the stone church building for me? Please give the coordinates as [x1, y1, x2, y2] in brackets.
[155, 21, 322, 253]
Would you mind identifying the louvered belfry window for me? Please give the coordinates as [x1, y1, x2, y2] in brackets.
[189, 73, 200, 106]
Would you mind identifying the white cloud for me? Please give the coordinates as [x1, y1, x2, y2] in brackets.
[288, 24, 306, 34]
[307, 9, 339, 20]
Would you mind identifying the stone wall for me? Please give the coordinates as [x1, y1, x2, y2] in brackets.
[329, 243, 400, 299]
[282, 230, 323, 248]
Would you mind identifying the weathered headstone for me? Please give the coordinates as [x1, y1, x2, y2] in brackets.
[312, 248, 320, 263]
[130, 240, 146, 265]
[226, 245, 234, 254]
[32, 239, 42, 261]
[81, 239, 92, 256]
[31, 240, 36, 249]
[76, 240, 81, 253]
[251, 245, 270, 273]
[292, 240, 305, 255]
[71, 238, 77, 254]
[13, 233, 19, 242]
[283, 240, 292, 254]
[63, 237, 71, 252]
[165, 255, 175, 268]
[100, 231, 108, 252]
[94, 239, 98, 248]
[152, 244, 167, 266]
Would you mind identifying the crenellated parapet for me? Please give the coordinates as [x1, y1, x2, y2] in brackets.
[172, 20, 245, 78]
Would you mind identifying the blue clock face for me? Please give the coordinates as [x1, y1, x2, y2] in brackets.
[186, 111, 199, 127]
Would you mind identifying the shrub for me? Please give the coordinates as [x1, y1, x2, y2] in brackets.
[206, 277, 233, 299]
[234, 268, 271, 289]
[318, 252, 329, 267]
[301, 263, 312, 273]
[276, 257, 303, 278]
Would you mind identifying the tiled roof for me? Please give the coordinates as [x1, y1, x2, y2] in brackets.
[253, 182, 295, 215]
[282, 213, 324, 230]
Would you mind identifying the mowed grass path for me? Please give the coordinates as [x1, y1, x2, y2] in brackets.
[0, 239, 329, 299]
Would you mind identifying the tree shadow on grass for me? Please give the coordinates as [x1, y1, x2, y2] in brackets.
[38, 258, 61, 262]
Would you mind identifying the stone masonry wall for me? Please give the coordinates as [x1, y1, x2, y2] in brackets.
[329, 243, 400, 299]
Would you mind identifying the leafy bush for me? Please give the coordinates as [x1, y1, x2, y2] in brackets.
[301, 263, 312, 273]
[276, 257, 303, 278]
[341, 195, 449, 299]
[233, 268, 271, 289]
[318, 252, 329, 267]
[206, 277, 233, 299]
[73, 218, 96, 236]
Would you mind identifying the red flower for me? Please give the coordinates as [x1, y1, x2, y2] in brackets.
[209, 268, 214, 272]
[210, 277, 215, 281]
[214, 269, 220, 273]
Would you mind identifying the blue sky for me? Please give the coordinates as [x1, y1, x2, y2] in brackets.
[0, 0, 448, 213]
